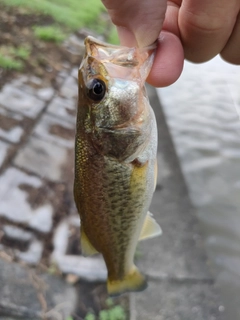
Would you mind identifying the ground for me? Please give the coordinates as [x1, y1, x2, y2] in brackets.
[0, 3, 80, 267]
[0, 4, 72, 89]
[0, 4, 128, 320]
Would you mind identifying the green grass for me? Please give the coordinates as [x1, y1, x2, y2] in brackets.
[33, 25, 66, 42]
[1, 0, 106, 31]
[99, 305, 127, 320]
[84, 299, 127, 320]
[108, 27, 119, 45]
[0, 0, 120, 43]
[0, 54, 23, 70]
[84, 312, 96, 320]
[9, 46, 31, 60]
[0, 45, 31, 70]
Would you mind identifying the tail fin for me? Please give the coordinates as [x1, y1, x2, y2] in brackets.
[107, 266, 147, 296]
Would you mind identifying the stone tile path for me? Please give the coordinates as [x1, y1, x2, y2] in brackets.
[0, 67, 75, 257]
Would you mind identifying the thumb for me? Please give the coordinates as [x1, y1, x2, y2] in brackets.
[102, 0, 167, 48]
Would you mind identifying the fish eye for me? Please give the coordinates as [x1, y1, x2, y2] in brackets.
[87, 79, 106, 101]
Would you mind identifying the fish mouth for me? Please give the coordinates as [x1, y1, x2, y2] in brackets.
[97, 126, 115, 132]
[97, 124, 135, 132]
[97, 119, 139, 131]
[97, 126, 129, 134]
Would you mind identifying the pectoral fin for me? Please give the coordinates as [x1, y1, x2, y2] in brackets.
[139, 212, 162, 241]
[81, 227, 98, 256]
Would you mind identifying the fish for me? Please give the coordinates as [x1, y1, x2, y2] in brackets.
[74, 36, 162, 296]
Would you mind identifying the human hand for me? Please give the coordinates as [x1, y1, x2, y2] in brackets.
[102, 0, 240, 87]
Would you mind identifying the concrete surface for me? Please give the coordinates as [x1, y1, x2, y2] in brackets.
[157, 57, 240, 320]
[0, 258, 76, 319]
[130, 85, 225, 320]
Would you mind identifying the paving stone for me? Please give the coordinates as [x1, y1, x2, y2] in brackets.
[71, 67, 79, 80]
[34, 113, 75, 148]
[0, 167, 53, 233]
[1, 225, 43, 265]
[14, 136, 73, 182]
[15, 239, 43, 265]
[0, 107, 28, 143]
[52, 254, 107, 282]
[3, 225, 33, 241]
[52, 216, 107, 281]
[36, 87, 55, 102]
[0, 140, 11, 169]
[10, 76, 42, 96]
[156, 152, 171, 187]
[134, 86, 211, 280]
[47, 96, 76, 123]
[0, 258, 76, 319]
[0, 85, 45, 118]
[10, 75, 29, 87]
[52, 219, 70, 256]
[131, 85, 223, 319]
[10, 76, 55, 101]
[137, 187, 212, 280]
[52, 215, 80, 258]
[157, 57, 240, 318]
[27, 75, 43, 86]
[131, 280, 225, 320]
[57, 70, 69, 81]
[64, 34, 85, 56]
[59, 76, 78, 100]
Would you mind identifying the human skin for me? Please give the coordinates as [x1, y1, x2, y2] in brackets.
[102, 0, 240, 87]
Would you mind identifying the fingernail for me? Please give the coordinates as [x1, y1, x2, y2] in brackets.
[135, 30, 158, 49]
[117, 26, 138, 47]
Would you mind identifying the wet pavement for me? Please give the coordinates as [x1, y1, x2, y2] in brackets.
[0, 49, 234, 319]
[130, 85, 225, 320]
[0, 67, 81, 319]
[157, 57, 240, 320]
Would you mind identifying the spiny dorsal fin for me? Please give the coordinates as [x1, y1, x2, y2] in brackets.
[81, 227, 99, 256]
[139, 212, 162, 241]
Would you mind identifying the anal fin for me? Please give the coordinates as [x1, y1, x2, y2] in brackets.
[139, 211, 162, 241]
[81, 227, 98, 256]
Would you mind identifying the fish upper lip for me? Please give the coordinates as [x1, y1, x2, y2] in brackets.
[97, 122, 133, 131]
[97, 125, 113, 129]
[97, 126, 130, 132]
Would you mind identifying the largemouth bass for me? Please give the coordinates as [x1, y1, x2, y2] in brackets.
[74, 36, 161, 296]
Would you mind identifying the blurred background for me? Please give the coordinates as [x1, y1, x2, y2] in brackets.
[0, 1, 239, 320]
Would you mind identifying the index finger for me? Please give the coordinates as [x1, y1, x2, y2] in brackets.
[178, 0, 240, 62]
[102, 0, 166, 48]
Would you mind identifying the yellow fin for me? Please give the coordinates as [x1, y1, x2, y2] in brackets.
[81, 227, 98, 257]
[139, 212, 162, 241]
[107, 265, 147, 296]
